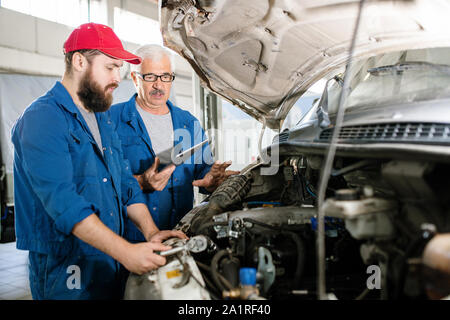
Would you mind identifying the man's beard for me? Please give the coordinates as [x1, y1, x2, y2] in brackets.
[77, 68, 118, 112]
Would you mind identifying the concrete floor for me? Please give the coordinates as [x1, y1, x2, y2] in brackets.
[0, 242, 32, 300]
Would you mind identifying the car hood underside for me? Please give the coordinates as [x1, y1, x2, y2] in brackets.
[160, 0, 450, 129]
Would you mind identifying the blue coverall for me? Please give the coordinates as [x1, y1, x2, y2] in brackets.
[109, 95, 213, 241]
[11, 82, 145, 299]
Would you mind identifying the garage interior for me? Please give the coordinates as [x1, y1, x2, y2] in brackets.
[2, 0, 447, 301]
[0, 0, 321, 300]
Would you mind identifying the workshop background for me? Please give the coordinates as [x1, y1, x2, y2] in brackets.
[0, 0, 321, 300]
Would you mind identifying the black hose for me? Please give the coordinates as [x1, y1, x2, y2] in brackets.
[242, 218, 306, 289]
[195, 262, 221, 300]
[211, 249, 234, 293]
[282, 231, 306, 289]
[197, 261, 232, 292]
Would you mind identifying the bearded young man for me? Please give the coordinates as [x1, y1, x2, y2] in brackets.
[11, 23, 186, 300]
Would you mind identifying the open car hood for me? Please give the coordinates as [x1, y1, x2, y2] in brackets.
[160, 0, 450, 129]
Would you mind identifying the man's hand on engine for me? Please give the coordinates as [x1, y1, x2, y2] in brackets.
[122, 242, 170, 275]
[192, 160, 240, 193]
[147, 229, 188, 243]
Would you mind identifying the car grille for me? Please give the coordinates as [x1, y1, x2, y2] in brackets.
[273, 131, 290, 143]
[317, 123, 450, 145]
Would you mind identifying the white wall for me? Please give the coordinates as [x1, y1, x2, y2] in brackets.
[0, 8, 67, 75]
[107, 0, 158, 26]
[0, 4, 195, 113]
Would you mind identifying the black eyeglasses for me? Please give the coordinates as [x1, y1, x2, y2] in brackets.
[135, 72, 175, 82]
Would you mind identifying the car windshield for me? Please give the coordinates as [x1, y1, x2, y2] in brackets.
[282, 80, 325, 130]
[327, 47, 450, 114]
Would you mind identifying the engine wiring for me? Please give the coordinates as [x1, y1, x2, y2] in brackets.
[306, 184, 317, 198]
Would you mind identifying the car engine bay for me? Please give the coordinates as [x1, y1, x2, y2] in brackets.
[123, 0, 450, 301]
[124, 150, 450, 300]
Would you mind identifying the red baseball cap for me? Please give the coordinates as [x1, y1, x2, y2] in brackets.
[63, 23, 141, 64]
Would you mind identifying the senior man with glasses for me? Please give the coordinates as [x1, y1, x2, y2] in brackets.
[110, 44, 238, 242]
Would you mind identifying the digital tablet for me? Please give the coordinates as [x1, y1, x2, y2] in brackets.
[156, 139, 209, 166]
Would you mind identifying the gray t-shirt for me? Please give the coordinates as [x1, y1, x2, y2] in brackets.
[77, 106, 103, 155]
[136, 102, 174, 155]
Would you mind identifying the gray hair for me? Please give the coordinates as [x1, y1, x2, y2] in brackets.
[130, 44, 174, 73]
